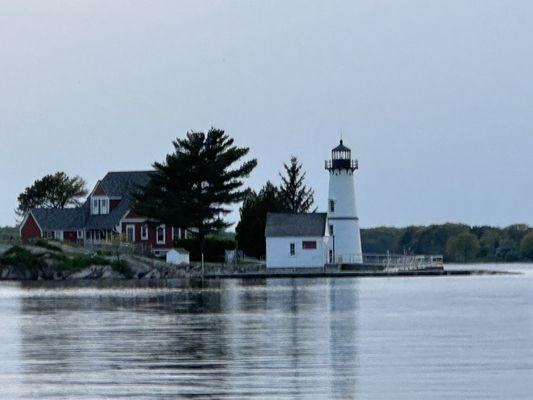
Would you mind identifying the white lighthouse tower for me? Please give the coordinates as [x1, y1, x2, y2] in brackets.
[325, 140, 363, 264]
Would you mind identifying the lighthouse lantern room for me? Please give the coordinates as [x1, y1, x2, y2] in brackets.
[325, 140, 363, 264]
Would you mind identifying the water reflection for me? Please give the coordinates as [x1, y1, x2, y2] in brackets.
[3, 273, 531, 399]
[11, 279, 361, 399]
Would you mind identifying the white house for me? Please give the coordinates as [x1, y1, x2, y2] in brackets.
[265, 213, 330, 268]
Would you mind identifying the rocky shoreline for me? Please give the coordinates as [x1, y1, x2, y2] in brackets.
[0, 243, 203, 281]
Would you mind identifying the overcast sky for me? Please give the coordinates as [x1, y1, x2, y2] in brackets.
[1, 0, 532, 229]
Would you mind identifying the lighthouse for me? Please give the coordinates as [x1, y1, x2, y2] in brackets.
[325, 140, 363, 264]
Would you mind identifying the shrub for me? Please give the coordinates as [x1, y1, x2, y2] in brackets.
[111, 260, 134, 279]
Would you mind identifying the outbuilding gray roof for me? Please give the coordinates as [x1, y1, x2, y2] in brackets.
[30, 208, 87, 231]
[265, 213, 328, 238]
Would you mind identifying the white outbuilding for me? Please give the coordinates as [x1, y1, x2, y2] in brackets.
[166, 248, 190, 266]
[265, 213, 330, 268]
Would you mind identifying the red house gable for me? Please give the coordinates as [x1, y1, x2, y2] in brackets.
[92, 182, 107, 196]
[20, 213, 42, 240]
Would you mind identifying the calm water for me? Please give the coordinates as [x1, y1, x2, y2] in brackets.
[0, 264, 532, 399]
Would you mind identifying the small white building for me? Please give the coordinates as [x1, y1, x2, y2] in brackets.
[265, 213, 330, 268]
[166, 248, 190, 265]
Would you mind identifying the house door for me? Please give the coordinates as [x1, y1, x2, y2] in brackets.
[126, 225, 135, 243]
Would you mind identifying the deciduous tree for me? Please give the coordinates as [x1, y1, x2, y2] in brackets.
[16, 172, 87, 218]
[446, 232, 480, 263]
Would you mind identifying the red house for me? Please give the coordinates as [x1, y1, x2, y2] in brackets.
[19, 171, 186, 256]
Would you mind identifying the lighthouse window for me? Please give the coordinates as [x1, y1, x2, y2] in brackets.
[329, 225, 334, 235]
[329, 200, 335, 213]
[289, 243, 295, 256]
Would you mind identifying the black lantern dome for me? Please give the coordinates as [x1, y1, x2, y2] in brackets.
[325, 140, 358, 171]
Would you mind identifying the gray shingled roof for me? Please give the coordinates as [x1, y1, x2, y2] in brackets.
[28, 171, 153, 232]
[265, 213, 328, 237]
[31, 208, 87, 231]
[85, 199, 131, 230]
[99, 171, 151, 198]
[85, 171, 151, 230]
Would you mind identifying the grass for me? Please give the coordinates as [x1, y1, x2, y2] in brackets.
[1, 246, 111, 272]
[35, 240, 63, 252]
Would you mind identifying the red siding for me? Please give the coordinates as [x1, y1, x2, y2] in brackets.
[110, 199, 121, 211]
[93, 183, 107, 196]
[121, 222, 174, 252]
[21, 214, 42, 241]
[64, 231, 78, 243]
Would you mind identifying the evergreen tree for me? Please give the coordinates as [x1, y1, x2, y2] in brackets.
[278, 156, 314, 213]
[133, 128, 257, 257]
[17, 172, 87, 218]
[236, 181, 284, 258]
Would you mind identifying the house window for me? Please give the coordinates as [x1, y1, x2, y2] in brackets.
[172, 227, 182, 241]
[126, 225, 135, 243]
[141, 224, 148, 240]
[329, 225, 334, 236]
[100, 198, 108, 214]
[302, 241, 317, 250]
[92, 198, 99, 215]
[329, 200, 335, 213]
[45, 231, 53, 239]
[157, 225, 166, 245]
[289, 243, 295, 256]
[77, 230, 84, 240]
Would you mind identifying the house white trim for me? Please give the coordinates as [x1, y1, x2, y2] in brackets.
[19, 211, 43, 237]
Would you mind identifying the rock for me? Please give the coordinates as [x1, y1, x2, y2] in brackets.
[68, 266, 97, 280]
[143, 269, 162, 280]
[101, 265, 124, 279]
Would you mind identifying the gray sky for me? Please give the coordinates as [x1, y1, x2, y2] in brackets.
[1, 0, 532, 228]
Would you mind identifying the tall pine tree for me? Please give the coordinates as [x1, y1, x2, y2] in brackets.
[236, 181, 284, 258]
[278, 156, 315, 213]
[133, 128, 257, 256]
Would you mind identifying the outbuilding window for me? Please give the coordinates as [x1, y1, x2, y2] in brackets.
[289, 243, 295, 256]
[302, 241, 317, 250]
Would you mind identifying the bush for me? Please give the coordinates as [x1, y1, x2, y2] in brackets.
[111, 260, 134, 279]
[35, 240, 63, 252]
[174, 237, 236, 262]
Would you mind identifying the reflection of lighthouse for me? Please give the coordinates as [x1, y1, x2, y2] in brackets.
[325, 140, 363, 264]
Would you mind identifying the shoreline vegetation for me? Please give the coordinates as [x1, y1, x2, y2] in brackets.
[362, 223, 533, 263]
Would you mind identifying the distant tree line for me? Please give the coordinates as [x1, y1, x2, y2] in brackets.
[362, 223, 533, 263]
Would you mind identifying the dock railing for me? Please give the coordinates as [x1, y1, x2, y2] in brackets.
[362, 253, 444, 272]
